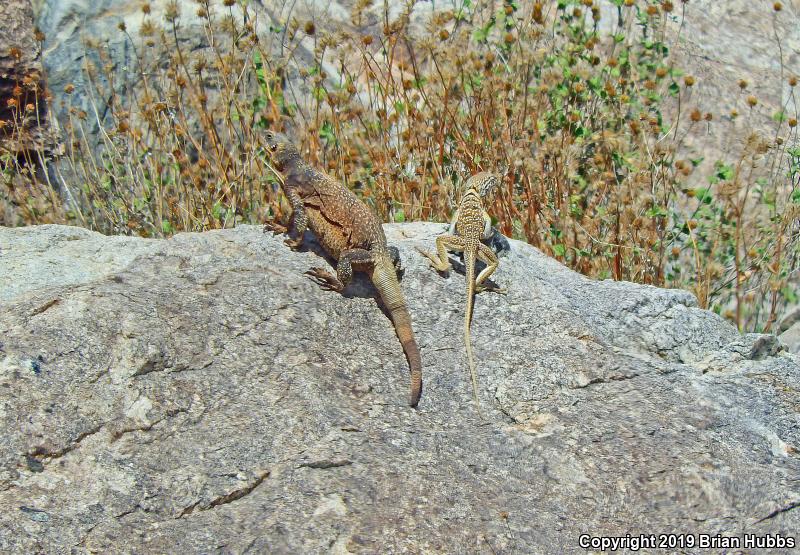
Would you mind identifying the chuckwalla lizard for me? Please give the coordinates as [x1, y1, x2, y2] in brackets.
[263, 131, 423, 407]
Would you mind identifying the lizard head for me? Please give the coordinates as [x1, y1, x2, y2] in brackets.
[264, 130, 300, 170]
[467, 172, 501, 198]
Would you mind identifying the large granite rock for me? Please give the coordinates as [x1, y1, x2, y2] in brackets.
[0, 223, 797, 553]
[780, 306, 800, 354]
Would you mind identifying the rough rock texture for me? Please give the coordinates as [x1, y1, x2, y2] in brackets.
[780, 306, 800, 354]
[0, 0, 57, 157]
[1, 223, 798, 553]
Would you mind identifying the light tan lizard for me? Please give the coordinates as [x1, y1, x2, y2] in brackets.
[262, 131, 423, 407]
[417, 172, 504, 413]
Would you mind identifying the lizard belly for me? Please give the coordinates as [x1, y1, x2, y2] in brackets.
[306, 209, 349, 259]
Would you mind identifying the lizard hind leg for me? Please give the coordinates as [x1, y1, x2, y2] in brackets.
[305, 248, 374, 292]
[416, 234, 464, 273]
[474, 243, 506, 294]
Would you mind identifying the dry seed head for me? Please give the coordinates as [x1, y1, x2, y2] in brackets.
[655, 67, 667, 78]
[789, 118, 797, 128]
[690, 108, 701, 122]
[117, 21, 127, 32]
[304, 21, 315, 35]
[738, 79, 748, 89]
[624, 0, 635, 5]
[165, 1, 180, 21]
[21, 75, 37, 89]
[773, 2, 782, 11]
[662, 1, 674, 12]
[646, 5, 658, 16]
[704, 112, 712, 121]
[684, 75, 695, 87]
[532, 3, 544, 23]
[142, 3, 151, 14]
[439, 29, 449, 40]
[224, 0, 236, 6]
[746, 95, 758, 107]
[34, 28, 45, 42]
[789, 76, 798, 87]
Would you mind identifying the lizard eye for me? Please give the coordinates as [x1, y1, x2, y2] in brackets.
[270, 143, 278, 152]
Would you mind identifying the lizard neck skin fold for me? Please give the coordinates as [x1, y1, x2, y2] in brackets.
[371, 254, 423, 407]
[284, 159, 316, 186]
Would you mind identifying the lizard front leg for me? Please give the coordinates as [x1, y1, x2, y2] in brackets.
[474, 242, 506, 293]
[417, 234, 466, 273]
[305, 248, 373, 292]
[264, 188, 307, 249]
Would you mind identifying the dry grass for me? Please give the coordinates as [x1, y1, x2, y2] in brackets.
[1, 0, 798, 332]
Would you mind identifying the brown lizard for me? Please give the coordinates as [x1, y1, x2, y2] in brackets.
[262, 131, 423, 407]
[417, 172, 504, 413]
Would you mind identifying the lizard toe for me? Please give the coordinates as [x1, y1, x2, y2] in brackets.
[263, 221, 288, 235]
[304, 267, 344, 291]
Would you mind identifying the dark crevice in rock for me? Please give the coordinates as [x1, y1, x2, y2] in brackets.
[29, 298, 60, 316]
[178, 470, 271, 518]
[755, 500, 800, 524]
[207, 471, 270, 508]
[299, 459, 352, 470]
[177, 500, 201, 518]
[28, 423, 105, 461]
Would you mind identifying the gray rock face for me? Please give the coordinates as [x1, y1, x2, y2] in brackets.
[780, 307, 800, 354]
[1, 222, 798, 553]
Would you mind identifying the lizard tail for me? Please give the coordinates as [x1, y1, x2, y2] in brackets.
[464, 249, 482, 416]
[372, 260, 423, 407]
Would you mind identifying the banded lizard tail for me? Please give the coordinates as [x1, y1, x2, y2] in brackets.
[262, 131, 423, 407]
[417, 172, 504, 413]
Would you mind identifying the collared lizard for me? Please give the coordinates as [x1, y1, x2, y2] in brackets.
[262, 131, 423, 407]
[417, 172, 504, 413]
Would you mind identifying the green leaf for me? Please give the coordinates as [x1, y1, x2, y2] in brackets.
[319, 120, 336, 146]
[553, 244, 566, 257]
[694, 187, 713, 204]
